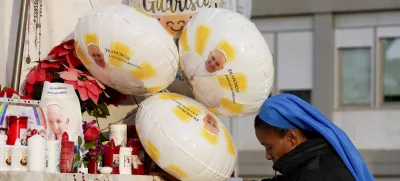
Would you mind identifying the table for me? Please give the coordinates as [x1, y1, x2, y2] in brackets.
[0, 172, 244, 181]
[0, 172, 162, 181]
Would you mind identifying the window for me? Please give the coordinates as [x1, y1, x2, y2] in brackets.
[339, 47, 371, 106]
[381, 38, 400, 103]
[280, 90, 312, 104]
[277, 32, 313, 91]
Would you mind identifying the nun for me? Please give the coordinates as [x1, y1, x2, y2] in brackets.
[255, 94, 374, 181]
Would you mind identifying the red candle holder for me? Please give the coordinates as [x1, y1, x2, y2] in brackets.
[60, 132, 74, 173]
[103, 139, 120, 174]
[88, 158, 99, 174]
[127, 125, 138, 140]
[6, 116, 28, 145]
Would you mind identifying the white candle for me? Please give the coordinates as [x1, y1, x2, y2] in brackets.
[28, 134, 46, 172]
[11, 138, 28, 172]
[0, 135, 11, 171]
[109, 124, 127, 146]
[119, 146, 132, 175]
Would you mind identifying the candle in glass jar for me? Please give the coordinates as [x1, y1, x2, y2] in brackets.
[7, 116, 28, 145]
[103, 139, 120, 174]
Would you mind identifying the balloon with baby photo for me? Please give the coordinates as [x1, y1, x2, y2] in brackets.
[129, 0, 223, 40]
[179, 8, 275, 117]
[74, 4, 179, 96]
[135, 92, 236, 181]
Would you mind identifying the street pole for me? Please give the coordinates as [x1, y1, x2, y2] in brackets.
[11, 0, 29, 92]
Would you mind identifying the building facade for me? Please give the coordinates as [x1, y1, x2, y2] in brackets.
[232, 0, 400, 180]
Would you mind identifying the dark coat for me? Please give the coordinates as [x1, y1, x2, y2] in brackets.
[262, 138, 356, 181]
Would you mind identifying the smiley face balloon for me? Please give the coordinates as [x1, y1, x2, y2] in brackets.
[129, 0, 223, 40]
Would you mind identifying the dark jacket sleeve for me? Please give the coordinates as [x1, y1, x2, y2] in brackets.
[261, 175, 286, 181]
[297, 170, 340, 181]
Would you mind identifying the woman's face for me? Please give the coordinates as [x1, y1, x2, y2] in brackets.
[255, 128, 292, 163]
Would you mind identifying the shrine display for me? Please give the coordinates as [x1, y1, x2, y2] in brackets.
[0, 2, 275, 181]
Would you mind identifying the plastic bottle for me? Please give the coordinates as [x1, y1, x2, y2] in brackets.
[45, 133, 61, 173]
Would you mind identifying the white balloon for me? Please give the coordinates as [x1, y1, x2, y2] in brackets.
[179, 8, 274, 117]
[74, 4, 179, 96]
[136, 93, 237, 181]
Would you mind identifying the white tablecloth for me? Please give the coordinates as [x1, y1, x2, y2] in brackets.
[0, 172, 161, 181]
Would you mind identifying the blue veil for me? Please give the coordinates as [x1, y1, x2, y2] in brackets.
[258, 94, 374, 181]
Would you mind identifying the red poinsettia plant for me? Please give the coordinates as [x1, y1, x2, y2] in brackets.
[23, 39, 126, 117]
[0, 86, 26, 99]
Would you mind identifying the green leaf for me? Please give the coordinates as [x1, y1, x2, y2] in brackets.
[33, 85, 43, 100]
[2, 86, 7, 91]
[99, 133, 107, 143]
[97, 155, 102, 163]
[83, 161, 89, 167]
[83, 141, 96, 150]
[73, 150, 81, 163]
[86, 99, 97, 108]
[52, 73, 64, 83]
[26, 56, 31, 64]
[78, 136, 82, 147]
[97, 103, 110, 116]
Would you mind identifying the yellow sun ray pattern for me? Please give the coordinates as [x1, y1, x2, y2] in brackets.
[130, 62, 158, 80]
[195, 25, 212, 56]
[146, 140, 160, 163]
[216, 40, 236, 62]
[200, 126, 218, 145]
[209, 108, 221, 115]
[158, 93, 183, 100]
[108, 41, 134, 68]
[145, 86, 163, 94]
[167, 164, 189, 178]
[180, 28, 190, 51]
[217, 73, 248, 92]
[220, 98, 244, 115]
[223, 127, 236, 156]
[75, 42, 92, 65]
[173, 105, 201, 122]
[84, 33, 99, 47]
